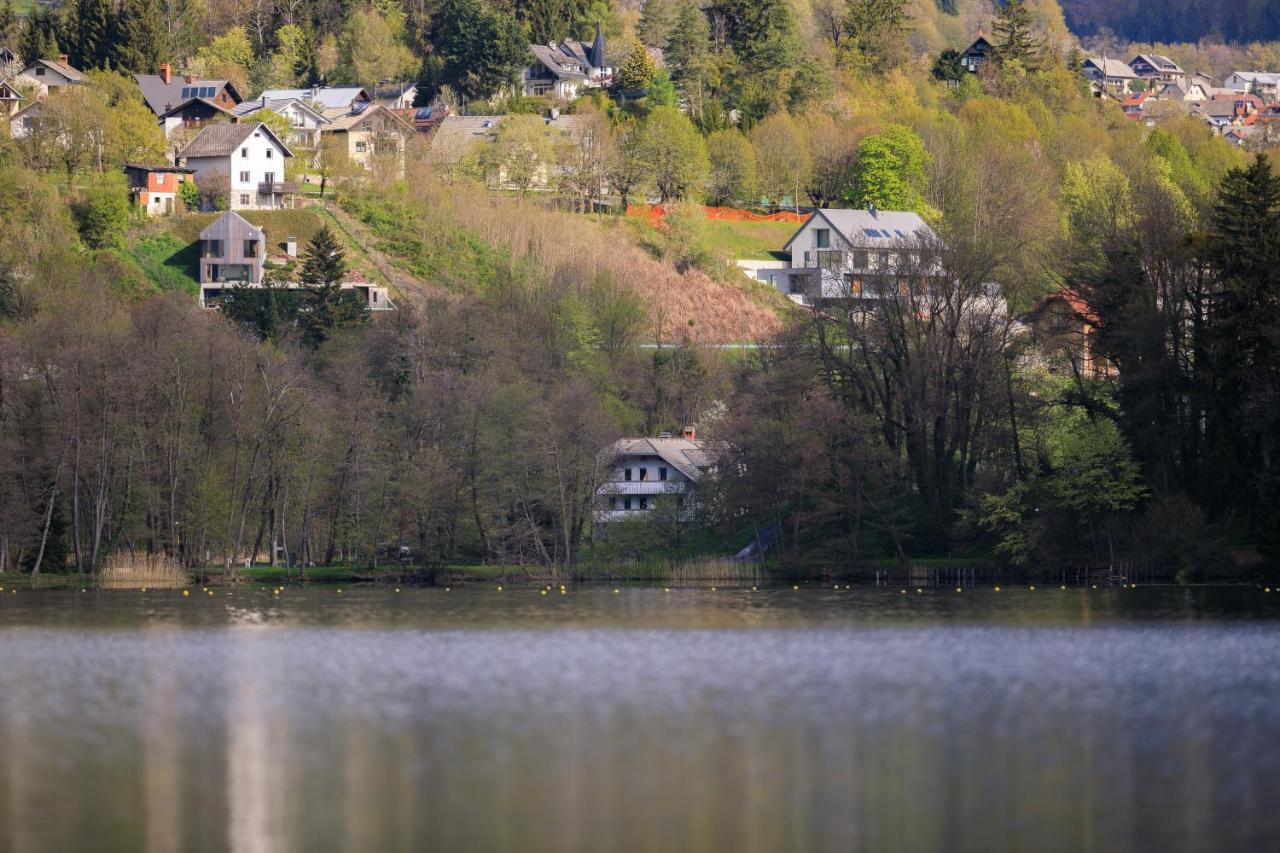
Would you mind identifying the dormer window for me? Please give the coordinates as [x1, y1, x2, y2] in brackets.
[814, 228, 830, 249]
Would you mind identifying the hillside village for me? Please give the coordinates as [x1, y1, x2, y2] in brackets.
[0, 0, 1279, 580]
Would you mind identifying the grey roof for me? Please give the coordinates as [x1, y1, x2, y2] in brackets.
[23, 58, 84, 83]
[608, 438, 713, 482]
[1131, 54, 1183, 73]
[1085, 57, 1137, 78]
[134, 73, 240, 116]
[259, 87, 370, 111]
[157, 96, 234, 119]
[231, 97, 330, 124]
[428, 114, 589, 162]
[178, 122, 293, 159]
[529, 43, 591, 80]
[1228, 71, 1280, 85]
[200, 210, 264, 241]
[783, 208, 936, 253]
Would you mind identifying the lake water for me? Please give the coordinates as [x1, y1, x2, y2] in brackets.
[1, 585, 1278, 852]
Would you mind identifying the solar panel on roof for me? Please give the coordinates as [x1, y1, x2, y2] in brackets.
[863, 228, 881, 237]
[895, 229, 907, 238]
[415, 107, 433, 119]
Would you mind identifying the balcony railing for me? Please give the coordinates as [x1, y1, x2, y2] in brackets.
[259, 181, 300, 195]
[597, 481, 687, 496]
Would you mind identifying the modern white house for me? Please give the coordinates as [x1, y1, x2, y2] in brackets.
[259, 86, 372, 118]
[232, 97, 331, 151]
[595, 430, 713, 523]
[178, 122, 295, 210]
[1223, 71, 1280, 98]
[196, 210, 393, 311]
[741, 207, 939, 304]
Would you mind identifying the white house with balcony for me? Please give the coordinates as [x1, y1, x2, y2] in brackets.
[178, 122, 295, 210]
[740, 207, 939, 304]
[595, 431, 713, 523]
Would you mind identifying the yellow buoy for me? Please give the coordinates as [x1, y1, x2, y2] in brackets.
[1029, 586, 1035, 591]
[613, 588, 620, 594]
[664, 587, 670, 593]
[395, 588, 401, 593]
[994, 586, 1001, 592]
[182, 590, 189, 597]
[793, 585, 799, 591]
[956, 587, 962, 593]
[751, 586, 757, 591]
[540, 590, 547, 595]
[497, 585, 503, 591]
[900, 589, 906, 594]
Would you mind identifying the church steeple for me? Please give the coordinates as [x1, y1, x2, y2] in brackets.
[589, 24, 605, 69]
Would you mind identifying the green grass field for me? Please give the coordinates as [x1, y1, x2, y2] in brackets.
[700, 218, 798, 261]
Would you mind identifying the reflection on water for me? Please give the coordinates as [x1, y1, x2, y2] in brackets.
[0, 587, 1278, 852]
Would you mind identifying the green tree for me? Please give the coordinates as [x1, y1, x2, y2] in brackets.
[647, 68, 677, 107]
[706, 129, 757, 207]
[191, 27, 255, 97]
[19, 7, 61, 63]
[0, 0, 19, 48]
[664, 0, 708, 78]
[717, 0, 797, 72]
[632, 106, 708, 203]
[751, 112, 810, 211]
[845, 124, 931, 214]
[108, 0, 169, 72]
[482, 114, 555, 195]
[429, 0, 530, 101]
[991, 0, 1043, 72]
[298, 226, 366, 349]
[73, 174, 130, 248]
[931, 48, 964, 82]
[638, 0, 674, 48]
[337, 7, 417, 85]
[63, 0, 111, 69]
[260, 23, 308, 89]
[839, 0, 911, 73]
[619, 41, 656, 89]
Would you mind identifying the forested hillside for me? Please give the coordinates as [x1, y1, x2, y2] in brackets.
[1061, 0, 1280, 44]
[1, 0, 1279, 582]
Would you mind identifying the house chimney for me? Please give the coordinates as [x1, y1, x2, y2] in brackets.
[184, 74, 196, 84]
[868, 202, 878, 218]
[58, 54, 68, 66]
[160, 63, 172, 85]
[682, 426, 696, 441]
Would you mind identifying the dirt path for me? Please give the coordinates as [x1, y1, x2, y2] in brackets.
[311, 198, 444, 307]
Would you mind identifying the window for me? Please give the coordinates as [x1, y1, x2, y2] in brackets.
[243, 240, 257, 258]
[35, 66, 45, 76]
[241, 147, 248, 158]
[263, 172, 274, 186]
[609, 497, 617, 510]
[355, 140, 368, 153]
[624, 497, 633, 510]
[239, 171, 250, 183]
[639, 467, 648, 481]
[639, 496, 649, 510]
[853, 250, 869, 268]
[372, 291, 378, 304]
[659, 467, 667, 481]
[624, 468, 632, 481]
[814, 228, 830, 249]
[265, 149, 273, 159]
[239, 193, 250, 206]
[204, 239, 223, 258]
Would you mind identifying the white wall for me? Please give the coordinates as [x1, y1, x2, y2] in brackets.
[186, 128, 289, 210]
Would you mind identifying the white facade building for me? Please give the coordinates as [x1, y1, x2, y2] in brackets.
[755, 208, 940, 303]
[595, 432, 712, 523]
[178, 122, 295, 210]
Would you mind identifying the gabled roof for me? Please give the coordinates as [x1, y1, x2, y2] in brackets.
[134, 73, 241, 116]
[157, 96, 235, 120]
[22, 57, 84, 83]
[200, 210, 264, 241]
[178, 122, 293, 159]
[124, 162, 195, 173]
[607, 438, 714, 483]
[1085, 57, 1137, 78]
[1227, 70, 1280, 85]
[322, 102, 416, 133]
[259, 86, 371, 112]
[782, 208, 936, 254]
[231, 96, 331, 125]
[1130, 54, 1183, 73]
[962, 35, 993, 56]
[0, 81, 22, 100]
[529, 43, 591, 80]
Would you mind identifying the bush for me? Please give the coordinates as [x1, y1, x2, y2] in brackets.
[74, 176, 131, 249]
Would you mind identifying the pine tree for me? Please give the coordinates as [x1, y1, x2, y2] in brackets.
[619, 41, 656, 89]
[638, 0, 674, 49]
[19, 7, 62, 63]
[108, 0, 169, 72]
[63, 0, 112, 69]
[298, 226, 365, 349]
[991, 0, 1042, 73]
[0, 0, 18, 49]
[664, 0, 708, 80]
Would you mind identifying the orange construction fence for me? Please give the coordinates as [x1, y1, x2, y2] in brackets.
[627, 204, 809, 226]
